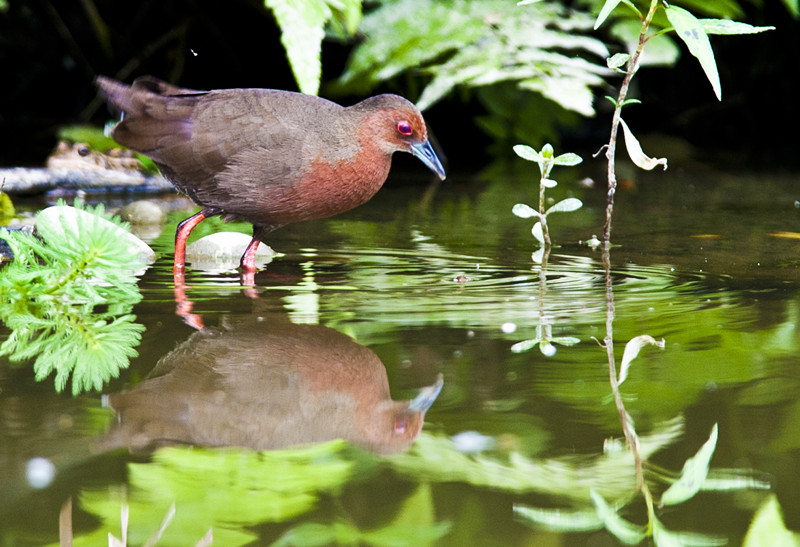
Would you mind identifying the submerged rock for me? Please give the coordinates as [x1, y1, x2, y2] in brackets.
[117, 200, 166, 241]
[118, 200, 166, 225]
[186, 232, 276, 273]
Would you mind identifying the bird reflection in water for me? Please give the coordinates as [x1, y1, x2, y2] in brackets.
[98, 315, 443, 455]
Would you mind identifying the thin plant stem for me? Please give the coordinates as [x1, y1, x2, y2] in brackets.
[601, 0, 661, 495]
[538, 169, 552, 249]
[603, 0, 660, 246]
[603, 243, 651, 495]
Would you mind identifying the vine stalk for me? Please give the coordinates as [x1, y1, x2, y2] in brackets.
[602, 0, 660, 245]
[602, 0, 661, 503]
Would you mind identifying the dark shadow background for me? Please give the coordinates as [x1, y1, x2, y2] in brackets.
[0, 0, 797, 171]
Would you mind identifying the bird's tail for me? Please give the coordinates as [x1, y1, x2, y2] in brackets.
[94, 76, 203, 160]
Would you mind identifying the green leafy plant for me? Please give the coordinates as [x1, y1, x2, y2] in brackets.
[594, 0, 774, 243]
[0, 201, 145, 395]
[336, 0, 608, 115]
[333, 0, 610, 147]
[0, 191, 14, 225]
[264, 0, 362, 95]
[512, 143, 583, 261]
[550, 3, 776, 542]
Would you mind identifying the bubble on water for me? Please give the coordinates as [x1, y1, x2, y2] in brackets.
[501, 322, 517, 334]
[26, 457, 56, 489]
[451, 431, 496, 454]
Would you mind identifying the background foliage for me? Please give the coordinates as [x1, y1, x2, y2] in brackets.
[0, 0, 796, 168]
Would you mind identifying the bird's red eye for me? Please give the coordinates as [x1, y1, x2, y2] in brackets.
[397, 121, 413, 136]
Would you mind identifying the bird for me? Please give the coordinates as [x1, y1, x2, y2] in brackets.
[97, 315, 444, 454]
[95, 76, 446, 277]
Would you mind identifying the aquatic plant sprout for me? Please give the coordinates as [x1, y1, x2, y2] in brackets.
[512, 143, 583, 259]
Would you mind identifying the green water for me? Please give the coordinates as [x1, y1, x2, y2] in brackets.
[1, 164, 798, 545]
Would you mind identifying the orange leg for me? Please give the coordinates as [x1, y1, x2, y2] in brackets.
[173, 210, 207, 276]
[239, 236, 261, 273]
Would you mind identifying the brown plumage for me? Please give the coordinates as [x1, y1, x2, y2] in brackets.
[95, 76, 445, 275]
[97, 317, 443, 454]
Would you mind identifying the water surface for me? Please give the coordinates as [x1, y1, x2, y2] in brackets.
[1, 164, 798, 545]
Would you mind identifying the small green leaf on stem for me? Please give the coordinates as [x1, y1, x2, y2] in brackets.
[513, 144, 542, 163]
[541, 178, 558, 188]
[512, 203, 540, 219]
[511, 339, 541, 353]
[553, 152, 583, 167]
[666, 5, 721, 100]
[546, 198, 583, 215]
[607, 52, 630, 70]
[619, 118, 668, 171]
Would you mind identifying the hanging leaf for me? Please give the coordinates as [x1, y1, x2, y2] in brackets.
[532, 221, 544, 243]
[264, 0, 329, 95]
[666, 5, 721, 100]
[265, 0, 361, 96]
[619, 118, 668, 171]
[546, 198, 583, 215]
[661, 423, 719, 506]
[618, 334, 665, 385]
[594, 0, 624, 30]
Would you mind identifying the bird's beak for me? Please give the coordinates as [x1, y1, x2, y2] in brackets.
[411, 140, 446, 181]
[407, 373, 444, 413]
